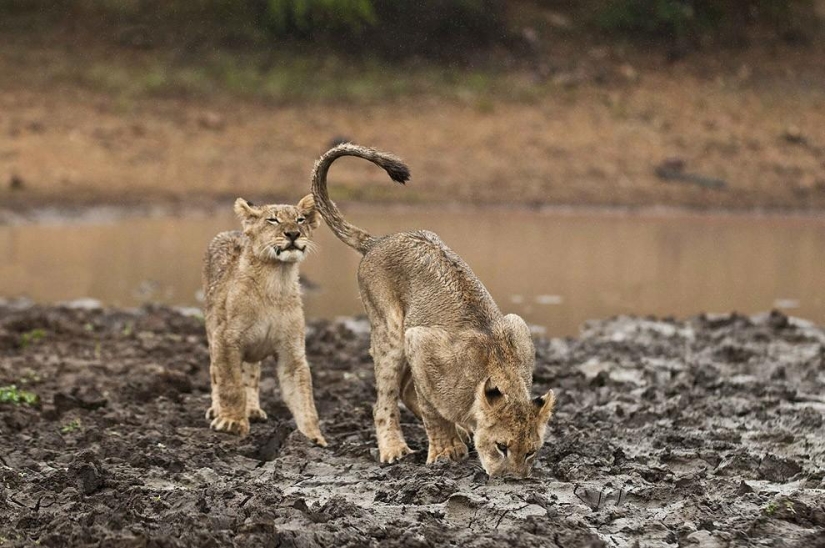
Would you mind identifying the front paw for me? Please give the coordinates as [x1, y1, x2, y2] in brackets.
[455, 425, 472, 445]
[210, 414, 250, 436]
[426, 439, 469, 464]
[247, 407, 268, 422]
[297, 424, 328, 447]
[205, 405, 219, 420]
[379, 440, 414, 464]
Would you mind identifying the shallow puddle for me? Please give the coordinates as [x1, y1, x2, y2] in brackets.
[1, 206, 824, 336]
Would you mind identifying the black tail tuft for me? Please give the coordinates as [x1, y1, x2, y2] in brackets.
[385, 162, 411, 185]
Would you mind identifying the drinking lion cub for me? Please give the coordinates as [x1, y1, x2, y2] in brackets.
[202, 195, 326, 445]
[312, 144, 556, 477]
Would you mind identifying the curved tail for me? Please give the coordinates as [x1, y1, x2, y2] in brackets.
[311, 143, 410, 254]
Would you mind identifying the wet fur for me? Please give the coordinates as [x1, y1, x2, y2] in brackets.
[202, 195, 326, 445]
[311, 144, 555, 476]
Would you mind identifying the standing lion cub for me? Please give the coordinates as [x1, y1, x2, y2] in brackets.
[202, 195, 326, 445]
[312, 144, 556, 477]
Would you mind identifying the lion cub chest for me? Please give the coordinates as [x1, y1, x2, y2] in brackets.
[239, 304, 302, 363]
[222, 275, 303, 363]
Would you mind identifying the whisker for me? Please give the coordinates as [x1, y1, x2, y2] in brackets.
[304, 241, 320, 256]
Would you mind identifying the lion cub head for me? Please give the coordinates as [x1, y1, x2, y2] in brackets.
[234, 195, 321, 263]
[472, 380, 556, 478]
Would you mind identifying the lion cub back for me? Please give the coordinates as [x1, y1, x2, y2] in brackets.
[202, 230, 244, 315]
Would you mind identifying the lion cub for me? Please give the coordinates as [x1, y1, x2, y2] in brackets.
[311, 144, 556, 477]
[202, 195, 326, 445]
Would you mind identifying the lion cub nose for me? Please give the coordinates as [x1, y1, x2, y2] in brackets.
[285, 231, 300, 241]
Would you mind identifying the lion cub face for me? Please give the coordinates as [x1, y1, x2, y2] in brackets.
[473, 380, 556, 478]
[234, 195, 321, 263]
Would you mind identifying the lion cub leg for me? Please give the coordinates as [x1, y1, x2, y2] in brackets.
[399, 366, 422, 419]
[370, 326, 413, 463]
[418, 396, 469, 464]
[206, 364, 221, 420]
[401, 367, 470, 464]
[276, 343, 327, 446]
[208, 342, 250, 436]
[242, 361, 267, 422]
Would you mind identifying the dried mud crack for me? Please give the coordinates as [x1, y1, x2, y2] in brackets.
[0, 304, 823, 547]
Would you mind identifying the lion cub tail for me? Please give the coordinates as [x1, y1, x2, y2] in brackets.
[311, 143, 410, 254]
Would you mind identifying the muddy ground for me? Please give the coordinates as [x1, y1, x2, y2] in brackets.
[0, 303, 823, 547]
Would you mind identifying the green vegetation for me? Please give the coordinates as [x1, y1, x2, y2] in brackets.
[0, 0, 817, 102]
[19, 328, 46, 349]
[0, 385, 39, 406]
[1, 0, 506, 59]
[60, 418, 82, 434]
[4, 0, 811, 51]
[763, 498, 797, 516]
[263, 0, 377, 33]
[3, 43, 540, 104]
[18, 369, 42, 385]
[594, 0, 815, 43]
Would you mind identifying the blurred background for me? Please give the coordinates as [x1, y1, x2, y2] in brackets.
[1, 0, 824, 335]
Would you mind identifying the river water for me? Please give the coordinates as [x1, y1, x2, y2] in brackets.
[1, 206, 823, 336]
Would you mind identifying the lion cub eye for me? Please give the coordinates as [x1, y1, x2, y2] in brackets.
[495, 443, 508, 457]
[296, 216, 306, 224]
[266, 218, 280, 225]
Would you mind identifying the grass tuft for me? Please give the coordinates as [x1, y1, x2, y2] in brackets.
[60, 418, 82, 434]
[19, 328, 46, 349]
[0, 385, 39, 406]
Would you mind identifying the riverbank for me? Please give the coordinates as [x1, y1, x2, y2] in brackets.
[2, 33, 825, 212]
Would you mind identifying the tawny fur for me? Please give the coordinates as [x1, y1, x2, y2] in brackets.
[312, 143, 555, 476]
[202, 195, 326, 445]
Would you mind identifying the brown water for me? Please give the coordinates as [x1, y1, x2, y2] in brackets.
[1, 207, 824, 336]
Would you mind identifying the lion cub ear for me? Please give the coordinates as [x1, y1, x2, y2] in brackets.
[477, 377, 507, 410]
[234, 198, 261, 228]
[533, 389, 556, 424]
[297, 194, 321, 229]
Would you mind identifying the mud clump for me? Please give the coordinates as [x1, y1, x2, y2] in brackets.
[759, 454, 803, 482]
[0, 306, 823, 547]
[70, 461, 105, 495]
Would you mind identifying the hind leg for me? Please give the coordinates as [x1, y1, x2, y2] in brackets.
[360, 274, 412, 463]
[243, 361, 267, 422]
[370, 319, 413, 463]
